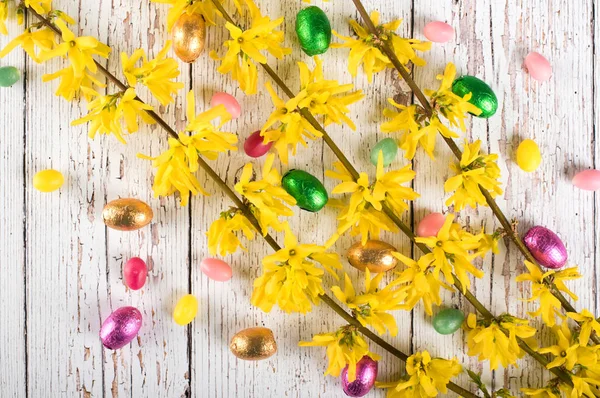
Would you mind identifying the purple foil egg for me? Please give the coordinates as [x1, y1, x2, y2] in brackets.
[523, 226, 568, 269]
[100, 306, 142, 350]
[341, 356, 378, 397]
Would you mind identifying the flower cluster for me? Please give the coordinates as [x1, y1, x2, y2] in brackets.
[251, 224, 342, 313]
[151, 0, 219, 29]
[207, 207, 255, 256]
[326, 153, 419, 246]
[333, 11, 431, 82]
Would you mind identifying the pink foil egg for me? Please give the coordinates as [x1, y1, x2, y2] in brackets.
[423, 21, 454, 43]
[524, 52, 552, 81]
[572, 169, 600, 191]
[123, 257, 148, 290]
[417, 212, 446, 237]
[523, 226, 567, 269]
[211, 92, 241, 119]
[341, 356, 378, 397]
[244, 130, 273, 158]
[100, 306, 142, 350]
[200, 258, 233, 282]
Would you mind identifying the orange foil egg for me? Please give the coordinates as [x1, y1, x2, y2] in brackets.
[172, 12, 206, 63]
[347, 240, 399, 273]
[102, 198, 153, 231]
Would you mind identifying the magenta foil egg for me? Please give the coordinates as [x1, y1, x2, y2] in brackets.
[100, 306, 143, 350]
[523, 226, 568, 269]
[341, 356, 378, 397]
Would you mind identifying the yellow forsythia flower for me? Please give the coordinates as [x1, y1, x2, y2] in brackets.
[444, 140, 503, 210]
[390, 252, 451, 315]
[43, 66, 105, 101]
[0, 0, 8, 35]
[23, 0, 52, 16]
[521, 382, 563, 398]
[538, 322, 598, 371]
[332, 11, 430, 83]
[515, 261, 581, 327]
[207, 208, 255, 256]
[121, 41, 184, 106]
[151, 0, 218, 29]
[331, 270, 406, 336]
[569, 376, 600, 398]
[567, 309, 600, 346]
[234, 154, 296, 235]
[299, 326, 381, 382]
[464, 313, 536, 370]
[251, 224, 341, 313]
[211, 0, 290, 95]
[0, 27, 55, 62]
[261, 82, 321, 164]
[377, 351, 461, 397]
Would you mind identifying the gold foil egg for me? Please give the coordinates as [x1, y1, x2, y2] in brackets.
[347, 240, 399, 273]
[102, 198, 153, 231]
[230, 327, 277, 361]
[172, 12, 206, 63]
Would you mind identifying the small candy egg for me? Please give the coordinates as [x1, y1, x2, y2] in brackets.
[417, 212, 446, 237]
[347, 240, 398, 273]
[100, 306, 143, 350]
[572, 169, 600, 191]
[200, 258, 233, 282]
[211, 92, 241, 119]
[423, 21, 454, 43]
[341, 356, 378, 397]
[172, 12, 206, 63]
[173, 294, 198, 326]
[524, 52, 552, 81]
[452, 75, 498, 118]
[230, 327, 277, 360]
[295, 6, 332, 56]
[370, 137, 398, 167]
[123, 257, 148, 290]
[523, 226, 567, 269]
[282, 169, 328, 212]
[432, 308, 465, 335]
[102, 198, 153, 231]
[516, 139, 542, 172]
[0, 66, 21, 87]
[244, 130, 273, 158]
[33, 169, 64, 192]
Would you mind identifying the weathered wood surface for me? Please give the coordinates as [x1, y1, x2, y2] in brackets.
[0, 0, 597, 396]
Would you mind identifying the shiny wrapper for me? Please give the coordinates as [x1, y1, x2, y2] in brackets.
[100, 306, 142, 350]
[523, 226, 568, 269]
[102, 198, 153, 231]
[282, 169, 328, 212]
[347, 240, 398, 273]
[230, 327, 277, 361]
[172, 12, 206, 63]
[451, 75, 498, 118]
[341, 356, 378, 397]
[295, 6, 331, 56]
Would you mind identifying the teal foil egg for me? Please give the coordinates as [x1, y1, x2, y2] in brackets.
[282, 169, 328, 212]
[295, 6, 332, 56]
[451, 75, 498, 118]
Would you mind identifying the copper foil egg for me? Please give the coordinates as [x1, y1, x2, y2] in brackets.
[230, 327, 277, 361]
[102, 198, 153, 231]
[172, 12, 206, 63]
[347, 240, 398, 273]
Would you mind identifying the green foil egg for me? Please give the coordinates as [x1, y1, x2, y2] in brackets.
[451, 75, 498, 118]
[0, 66, 21, 87]
[295, 6, 332, 56]
[432, 308, 465, 335]
[282, 169, 328, 212]
[370, 138, 398, 167]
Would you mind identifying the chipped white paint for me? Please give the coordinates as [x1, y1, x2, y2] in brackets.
[0, 0, 597, 396]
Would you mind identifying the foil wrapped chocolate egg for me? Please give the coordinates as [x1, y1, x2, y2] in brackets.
[451, 75, 498, 118]
[100, 306, 142, 350]
[341, 356, 378, 397]
[172, 12, 206, 63]
[347, 240, 398, 273]
[230, 327, 277, 361]
[523, 226, 567, 269]
[102, 198, 153, 231]
[295, 6, 332, 56]
[282, 169, 328, 212]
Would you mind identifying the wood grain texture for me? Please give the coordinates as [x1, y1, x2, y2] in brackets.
[0, 0, 597, 396]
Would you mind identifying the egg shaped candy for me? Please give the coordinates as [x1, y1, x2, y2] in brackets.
[417, 212, 446, 237]
[200, 258, 233, 282]
[33, 169, 64, 192]
[173, 294, 198, 326]
[516, 139, 542, 172]
[432, 308, 465, 335]
[524, 52, 552, 81]
[123, 257, 148, 290]
[523, 226, 567, 269]
[451, 75, 498, 118]
[230, 327, 277, 360]
[572, 169, 600, 191]
[244, 130, 273, 158]
[295, 6, 331, 56]
[103, 198, 153, 231]
[172, 12, 206, 63]
[100, 306, 143, 350]
[370, 137, 398, 167]
[0, 66, 21, 87]
[423, 21, 454, 43]
[211, 92, 241, 119]
[282, 169, 328, 212]
[340, 356, 378, 397]
[347, 240, 398, 273]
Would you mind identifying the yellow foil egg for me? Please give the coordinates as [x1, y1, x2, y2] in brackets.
[347, 240, 399, 273]
[230, 327, 277, 361]
[102, 198, 153, 231]
[516, 139, 542, 172]
[172, 12, 206, 63]
[33, 169, 64, 192]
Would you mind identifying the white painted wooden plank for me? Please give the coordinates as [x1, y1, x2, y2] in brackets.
[0, 3, 26, 396]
